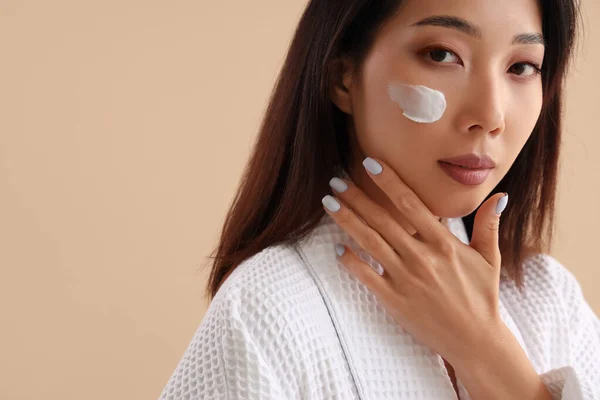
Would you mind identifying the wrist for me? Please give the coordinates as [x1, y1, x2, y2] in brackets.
[452, 320, 515, 372]
[451, 323, 551, 400]
[447, 319, 512, 369]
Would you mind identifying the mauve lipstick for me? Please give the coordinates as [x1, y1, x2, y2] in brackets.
[438, 153, 496, 186]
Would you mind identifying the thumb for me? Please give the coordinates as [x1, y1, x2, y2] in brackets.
[470, 192, 509, 268]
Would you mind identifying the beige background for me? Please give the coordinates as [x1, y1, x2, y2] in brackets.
[0, 1, 598, 399]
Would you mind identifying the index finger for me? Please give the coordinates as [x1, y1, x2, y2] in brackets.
[362, 157, 447, 245]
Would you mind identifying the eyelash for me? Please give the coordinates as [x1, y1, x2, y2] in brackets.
[421, 47, 543, 78]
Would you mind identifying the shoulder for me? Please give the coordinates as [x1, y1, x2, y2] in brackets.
[207, 241, 331, 353]
[160, 244, 325, 399]
[520, 253, 584, 309]
[214, 242, 317, 317]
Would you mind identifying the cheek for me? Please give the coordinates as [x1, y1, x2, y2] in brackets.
[351, 54, 407, 145]
[495, 88, 543, 179]
[352, 84, 428, 164]
[350, 51, 449, 171]
[350, 79, 403, 151]
[509, 88, 543, 145]
[351, 79, 438, 151]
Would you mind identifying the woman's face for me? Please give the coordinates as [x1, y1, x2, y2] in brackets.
[333, 0, 545, 224]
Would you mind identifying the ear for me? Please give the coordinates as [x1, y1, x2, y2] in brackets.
[329, 57, 355, 115]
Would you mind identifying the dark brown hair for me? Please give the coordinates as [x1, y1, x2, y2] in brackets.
[204, 0, 581, 301]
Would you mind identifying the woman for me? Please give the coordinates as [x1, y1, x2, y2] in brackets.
[160, 0, 599, 399]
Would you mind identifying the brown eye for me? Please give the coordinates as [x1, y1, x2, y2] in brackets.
[427, 49, 460, 64]
[509, 63, 541, 77]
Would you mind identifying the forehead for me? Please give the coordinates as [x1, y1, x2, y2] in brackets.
[385, 0, 543, 39]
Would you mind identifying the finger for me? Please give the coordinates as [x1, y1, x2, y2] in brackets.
[334, 243, 398, 300]
[470, 192, 507, 269]
[329, 177, 419, 258]
[322, 194, 405, 278]
[362, 157, 447, 245]
[336, 244, 411, 326]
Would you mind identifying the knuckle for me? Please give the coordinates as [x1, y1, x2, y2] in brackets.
[395, 192, 418, 212]
[486, 219, 500, 232]
[437, 240, 456, 258]
[345, 188, 360, 203]
[363, 232, 384, 252]
[417, 259, 445, 286]
[418, 252, 442, 271]
[370, 210, 390, 230]
[336, 207, 352, 225]
[424, 254, 440, 270]
[379, 171, 396, 188]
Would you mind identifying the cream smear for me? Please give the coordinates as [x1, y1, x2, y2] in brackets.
[388, 82, 447, 123]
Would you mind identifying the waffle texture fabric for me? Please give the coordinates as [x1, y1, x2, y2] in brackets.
[159, 214, 600, 399]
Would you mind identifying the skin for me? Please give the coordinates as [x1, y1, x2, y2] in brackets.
[323, 162, 549, 399]
[326, 0, 551, 398]
[330, 0, 545, 232]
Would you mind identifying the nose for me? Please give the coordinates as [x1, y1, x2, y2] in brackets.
[455, 74, 505, 135]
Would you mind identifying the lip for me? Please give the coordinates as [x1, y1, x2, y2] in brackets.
[438, 153, 496, 169]
[438, 161, 493, 186]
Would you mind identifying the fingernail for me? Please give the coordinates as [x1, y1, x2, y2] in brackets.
[335, 243, 346, 256]
[363, 157, 383, 175]
[322, 195, 341, 212]
[496, 193, 509, 215]
[329, 177, 348, 193]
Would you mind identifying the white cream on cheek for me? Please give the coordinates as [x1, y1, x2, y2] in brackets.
[387, 82, 447, 123]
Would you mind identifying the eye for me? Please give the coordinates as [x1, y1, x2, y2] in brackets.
[509, 62, 542, 77]
[426, 49, 461, 64]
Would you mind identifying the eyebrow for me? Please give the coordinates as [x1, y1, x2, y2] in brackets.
[412, 15, 545, 46]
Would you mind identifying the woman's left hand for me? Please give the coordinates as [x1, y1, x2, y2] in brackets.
[322, 157, 510, 368]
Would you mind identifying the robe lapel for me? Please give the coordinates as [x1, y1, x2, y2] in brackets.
[296, 212, 529, 399]
[296, 214, 460, 399]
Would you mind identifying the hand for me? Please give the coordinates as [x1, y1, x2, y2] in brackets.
[321, 157, 510, 367]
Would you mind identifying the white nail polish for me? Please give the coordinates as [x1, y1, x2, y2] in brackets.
[322, 195, 341, 212]
[363, 157, 383, 175]
[496, 194, 509, 215]
[329, 177, 348, 193]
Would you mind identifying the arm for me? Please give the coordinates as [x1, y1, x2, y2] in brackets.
[454, 257, 600, 400]
[452, 322, 553, 400]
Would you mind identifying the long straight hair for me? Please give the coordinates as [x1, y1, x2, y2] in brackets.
[204, 0, 580, 301]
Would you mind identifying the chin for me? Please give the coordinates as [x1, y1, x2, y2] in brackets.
[422, 192, 486, 219]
